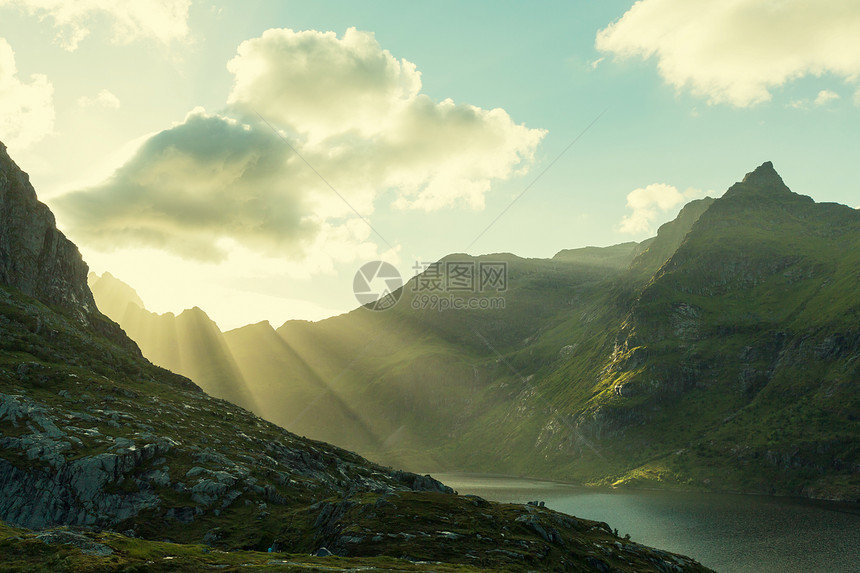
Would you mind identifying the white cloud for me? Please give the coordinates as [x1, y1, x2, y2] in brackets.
[596, 0, 860, 107]
[814, 89, 840, 106]
[854, 87, 860, 106]
[0, 37, 53, 149]
[228, 28, 544, 211]
[620, 184, 703, 234]
[787, 88, 841, 109]
[57, 28, 545, 264]
[56, 108, 318, 262]
[0, 0, 190, 50]
[228, 27, 421, 141]
[77, 88, 120, 109]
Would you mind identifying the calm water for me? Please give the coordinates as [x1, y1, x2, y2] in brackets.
[435, 473, 860, 573]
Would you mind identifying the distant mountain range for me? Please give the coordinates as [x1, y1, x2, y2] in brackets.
[91, 161, 860, 501]
[1, 140, 714, 571]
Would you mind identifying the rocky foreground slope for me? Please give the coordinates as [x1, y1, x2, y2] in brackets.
[0, 144, 713, 571]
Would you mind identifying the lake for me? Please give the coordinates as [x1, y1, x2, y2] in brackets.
[434, 473, 860, 573]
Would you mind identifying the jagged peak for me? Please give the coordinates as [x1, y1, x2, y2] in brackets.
[1, 140, 142, 354]
[722, 160, 805, 202]
[741, 161, 784, 187]
[225, 320, 276, 337]
[88, 270, 147, 313]
[179, 305, 212, 319]
[1, 140, 93, 318]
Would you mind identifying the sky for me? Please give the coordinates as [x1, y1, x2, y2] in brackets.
[1, 0, 858, 330]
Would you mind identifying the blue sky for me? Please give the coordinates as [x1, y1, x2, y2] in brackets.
[1, 1, 858, 329]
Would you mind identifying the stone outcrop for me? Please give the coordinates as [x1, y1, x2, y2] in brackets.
[0, 142, 95, 322]
[0, 141, 139, 353]
[0, 377, 460, 533]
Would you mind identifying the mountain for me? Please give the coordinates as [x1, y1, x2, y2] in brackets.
[0, 143, 95, 320]
[92, 250, 642, 466]
[93, 160, 859, 501]
[0, 141, 712, 571]
[576, 162, 860, 497]
[484, 163, 858, 499]
[88, 273, 258, 413]
[87, 271, 144, 320]
[0, 144, 136, 356]
[627, 197, 715, 278]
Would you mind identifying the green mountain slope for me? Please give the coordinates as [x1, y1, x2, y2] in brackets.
[263, 250, 644, 469]
[567, 162, 860, 497]
[91, 250, 645, 468]
[89, 159, 859, 501]
[1, 140, 713, 572]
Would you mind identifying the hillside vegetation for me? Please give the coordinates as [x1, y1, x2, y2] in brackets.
[92, 162, 860, 501]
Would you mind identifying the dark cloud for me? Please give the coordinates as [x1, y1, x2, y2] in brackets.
[56, 109, 317, 261]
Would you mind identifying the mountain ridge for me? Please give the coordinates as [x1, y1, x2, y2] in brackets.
[566, 162, 860, 497]
[88, 162, 860, 501]
[1, 139, 714, 571]
[0, 142, 95, 321]
[0, 143, 142, 357]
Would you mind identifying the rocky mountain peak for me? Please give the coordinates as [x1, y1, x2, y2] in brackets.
[0, 141, 96, 322]
[721, 161, 811, 206]
[89, 271, 146, 315]
[0, 141, 140, 353]
[741, 160, 784, 187]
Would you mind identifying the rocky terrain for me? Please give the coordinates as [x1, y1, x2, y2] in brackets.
[0, 142, 95, 321]
[0, 142, 713, 571]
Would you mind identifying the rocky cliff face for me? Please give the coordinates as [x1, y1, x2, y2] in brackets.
[0, 142, 95, 322]
[0, 142, 138, 354]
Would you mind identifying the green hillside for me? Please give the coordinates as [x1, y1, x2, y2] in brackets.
[564, 162, 860, 497]
[90, 161, 860, 501]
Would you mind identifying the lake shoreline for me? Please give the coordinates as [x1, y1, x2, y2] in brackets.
[430, 473, 860, 573]
[428, 470, 860, 506]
